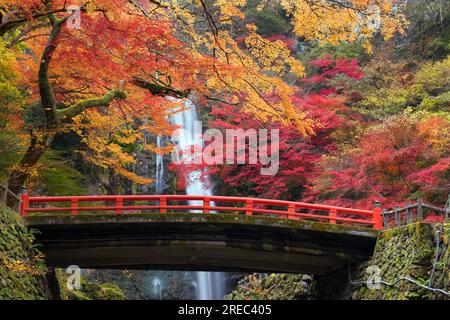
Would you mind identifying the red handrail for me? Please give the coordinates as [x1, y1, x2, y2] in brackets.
[20, 194, 383, 230]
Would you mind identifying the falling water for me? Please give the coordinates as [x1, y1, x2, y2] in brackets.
[155, 135, 164, 194]
[153, 277, 162, 300]
[168, 98, 225, 300]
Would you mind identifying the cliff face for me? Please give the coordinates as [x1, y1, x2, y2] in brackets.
[0, 204, 48, 299]
[228, 222, 450, 300]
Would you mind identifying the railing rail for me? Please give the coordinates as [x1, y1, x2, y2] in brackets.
[20, 194, 383, 230]
[382, 198, 449, 228]
[0, 183, 21, 212]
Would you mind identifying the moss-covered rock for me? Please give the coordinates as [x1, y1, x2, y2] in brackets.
[0, 204, 48, 299]
[57, 269, 126, 300]
[430, 224, 450, 299]
[316, 222, 449, 300]
[354, 223, 436, 300]
[226, 274, 314, 300]
[229, 223, 449, 300]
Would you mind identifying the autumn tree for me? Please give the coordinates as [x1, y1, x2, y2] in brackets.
[170, 56, 364, 200]
[0, 0, 406, 202]
[308, 111, 450, 208]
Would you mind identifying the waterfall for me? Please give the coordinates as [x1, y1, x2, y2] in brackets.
[155, 135, 164, 194]
[153, 277, 162, 300]
[168, 98, 225, 300]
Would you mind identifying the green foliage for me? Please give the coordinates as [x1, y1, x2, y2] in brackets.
[34, 151, 89, 196]
[0, 42, 25, 178]
[0, 204, 48, 300]
[23, 102, 47, 130]
[300, 41, 367, 67]
[357, 87, 414, 119]
[414, 55, 450, 95]
[0, 43, 23, 108]
[244, 1, 291, 36]
[419, 92, 450, 111]
[357, 55, 450, 119]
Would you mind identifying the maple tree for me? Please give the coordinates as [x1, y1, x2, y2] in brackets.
[307, 111, 450, 209]
[170, 56, 364, 200]
[0, 0, 406, 200]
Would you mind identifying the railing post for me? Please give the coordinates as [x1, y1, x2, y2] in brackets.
[288, 203, 296, 220]
[372, 201, 383, 230]
[116, 196, 123, 214]
[394, 206, 400, 226]
[417, 198, 424, 220]
[445, 194, 450, 223]
[329, 208, 337, 224]
[19, 187, 28, 217]
[245, 199, 253, 216]
[203, 197, 210, 214]
[1, 186, 7, 204]
[382, 209, 388, 229]
[160, 196, 167, 213]
[70, 198, 78, 215]
[406, 201, 412, 224]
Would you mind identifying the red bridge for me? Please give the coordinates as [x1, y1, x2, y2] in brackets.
[20, 194, 383, 229]
[19, 194, 382, 274]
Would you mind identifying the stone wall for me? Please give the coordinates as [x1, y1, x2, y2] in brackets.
[228, 222, 450, 300]
[430, 224, 450, 299]
[0, 204, 48, 299]
[316, 222, 439, 299]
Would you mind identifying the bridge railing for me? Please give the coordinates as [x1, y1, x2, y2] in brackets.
[0, 183, 21, 212]
[19, 194, 383, 229]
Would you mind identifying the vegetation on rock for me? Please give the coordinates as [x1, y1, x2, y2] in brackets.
[0, 204, 48, 300]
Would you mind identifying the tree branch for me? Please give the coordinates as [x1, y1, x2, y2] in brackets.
[131, 76, 190, 98]
[57, 85, 127, 120]
[0, 7, 68, 36]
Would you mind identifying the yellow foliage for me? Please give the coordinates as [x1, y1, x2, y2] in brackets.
[0, 0, 407, 184]
[0, 252, 46, 276]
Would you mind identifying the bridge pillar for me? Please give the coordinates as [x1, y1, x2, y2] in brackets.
[19, 186, 28, 216]
[372, 201, 383, 230]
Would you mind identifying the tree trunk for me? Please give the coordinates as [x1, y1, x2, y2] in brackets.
[45, 268, 62, 300]
[6, 133, 52, 207]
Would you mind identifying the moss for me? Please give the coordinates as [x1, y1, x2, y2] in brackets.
[430, 224, 450, 299]
[351, 222, 437, 300]
[36, 151, 90, 196]
[226, 274, 314, 300]
[0, 204, 48, 300]
[57, 269, 126, 300]
[313, 222, 449, 300]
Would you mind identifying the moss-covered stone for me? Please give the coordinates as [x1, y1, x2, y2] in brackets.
[354, 222, 436, 300]
[229, 222, 449, 300]
[56, 269, 126, 300]
[0, 204, 48, 300]
[226, 274, 314, 300]
[315, 222, 449, 300]
[430, 224, 450, 299]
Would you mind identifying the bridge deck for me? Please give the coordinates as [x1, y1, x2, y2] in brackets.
[25, 213, 378, 274]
